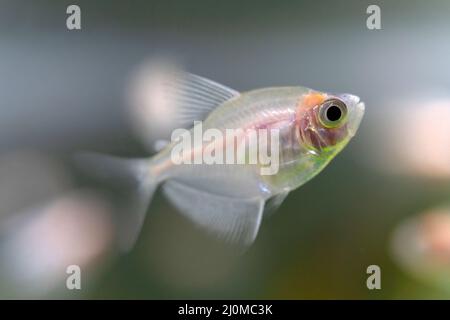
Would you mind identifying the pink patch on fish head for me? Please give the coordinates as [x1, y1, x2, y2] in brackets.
[296, 92, 348, 151]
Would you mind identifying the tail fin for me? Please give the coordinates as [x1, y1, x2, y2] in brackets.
[74, 152, 157, 251]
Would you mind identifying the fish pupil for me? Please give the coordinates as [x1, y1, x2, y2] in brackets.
[326, 105, 342, 122]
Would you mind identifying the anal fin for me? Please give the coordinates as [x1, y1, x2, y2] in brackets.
[163, 180, 264, 246]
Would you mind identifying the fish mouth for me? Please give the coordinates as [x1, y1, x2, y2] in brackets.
[347, 101, 365, 137]
[338, 93, 365, 138]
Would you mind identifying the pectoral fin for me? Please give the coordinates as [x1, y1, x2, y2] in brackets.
[264, 191, 289, 216]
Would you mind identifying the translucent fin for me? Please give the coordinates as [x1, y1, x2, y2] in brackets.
[164, 72, 240, 126]
[74, 152, 157, 251]
[264, 192, 289, 216]
[163, 180, 264, 246]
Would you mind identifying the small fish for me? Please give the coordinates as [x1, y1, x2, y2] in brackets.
[78, 72, 365, 250]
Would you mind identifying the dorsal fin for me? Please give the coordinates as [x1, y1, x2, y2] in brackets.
[164, 72, 240, 126]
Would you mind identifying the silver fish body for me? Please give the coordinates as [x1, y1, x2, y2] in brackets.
[78, 73, 365, 249]
[152, 87, 307, 197]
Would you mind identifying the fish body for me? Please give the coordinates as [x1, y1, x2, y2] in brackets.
[78, 73, 365, 249]
[151, 87, 305, 198]
[152, 86, 362, 196]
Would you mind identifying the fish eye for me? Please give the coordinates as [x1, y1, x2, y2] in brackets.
[318, 99, 347, 128]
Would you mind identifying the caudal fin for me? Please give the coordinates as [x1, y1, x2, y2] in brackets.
[74, 152, 157, 251]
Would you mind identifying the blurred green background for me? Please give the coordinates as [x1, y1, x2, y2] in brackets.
[0, 0, 450, 299]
